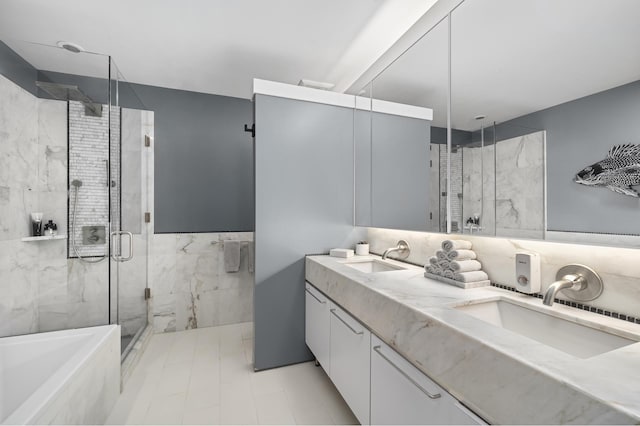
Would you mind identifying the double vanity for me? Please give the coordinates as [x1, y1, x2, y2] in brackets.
[304, 254, 640, 424]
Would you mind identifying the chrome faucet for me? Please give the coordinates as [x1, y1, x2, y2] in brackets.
[542, 264, 603, 306]
[382, 240, 410, 260]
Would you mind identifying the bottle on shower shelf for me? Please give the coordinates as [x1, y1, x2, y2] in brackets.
[31, 212, 43, 236]
[44, 220, 58, 236]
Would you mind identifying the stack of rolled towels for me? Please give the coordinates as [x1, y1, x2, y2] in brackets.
[424, 239, 489, 286]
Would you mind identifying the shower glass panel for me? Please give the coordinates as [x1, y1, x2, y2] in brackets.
[109, 59, 152, 356]
[0, 39, 152, 357]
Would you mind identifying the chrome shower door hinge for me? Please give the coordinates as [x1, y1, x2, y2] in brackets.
[144, 212, 151, 223]
[144, 288, 151, 300]
[144, 135, 152, 147]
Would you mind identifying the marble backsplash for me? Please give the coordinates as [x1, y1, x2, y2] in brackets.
[151, 232, 253, 333]
[367, 227, 640, 318]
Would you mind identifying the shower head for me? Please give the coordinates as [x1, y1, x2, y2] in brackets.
[71, 179, 83, 188]
[35, 81, 102, 117]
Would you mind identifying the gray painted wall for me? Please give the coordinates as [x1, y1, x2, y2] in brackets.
[3, 59, 255, 234]
[472, 80, 640, 235]
[355, 110, 431, 231]
[129, 84, 253, 233]
[253, 94, 360, 370]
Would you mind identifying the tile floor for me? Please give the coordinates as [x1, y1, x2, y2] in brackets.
[106, 322, 358, 425]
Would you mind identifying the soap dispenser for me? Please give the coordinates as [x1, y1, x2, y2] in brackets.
[515, 251, 541, 294]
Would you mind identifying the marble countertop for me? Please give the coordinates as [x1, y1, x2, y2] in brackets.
[305, 255, 640, 424]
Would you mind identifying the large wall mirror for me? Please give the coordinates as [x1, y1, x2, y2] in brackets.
[354, 17, 449, 232]
[451, 0, 640, 243]
[356, 0, 640, 246]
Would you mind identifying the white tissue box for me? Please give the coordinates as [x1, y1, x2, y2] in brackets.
[330, 248, 354, 258]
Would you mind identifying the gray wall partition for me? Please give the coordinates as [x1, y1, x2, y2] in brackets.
[253, 94, 360, 371]
[355, 110, 432, 231]
[371, 112, 430, 231]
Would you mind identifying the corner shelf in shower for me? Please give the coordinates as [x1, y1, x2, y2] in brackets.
[21, 235, 67, 242]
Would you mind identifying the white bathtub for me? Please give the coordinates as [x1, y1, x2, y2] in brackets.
[1, 325, 120, 425]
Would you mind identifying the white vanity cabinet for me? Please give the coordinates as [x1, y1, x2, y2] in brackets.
[304, 282, 331, 372]
[329, 302, 371, 425]
[371, 336, 485, 425]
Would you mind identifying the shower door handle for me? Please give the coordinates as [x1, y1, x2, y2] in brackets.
[110, 231, 134, 262]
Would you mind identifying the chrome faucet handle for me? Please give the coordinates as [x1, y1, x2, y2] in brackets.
[543, 264, 603, 306]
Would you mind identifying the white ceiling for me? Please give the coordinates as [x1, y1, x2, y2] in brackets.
[3, 0, 638, 127]
[0, 0, 434, 99]
[367, 0, 640, 130]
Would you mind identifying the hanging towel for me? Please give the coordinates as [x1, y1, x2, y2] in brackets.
[248, 241, 255, 273]
[454, 271, 488, 283]
[447, 249, 477, 261]
[436, 250, 448, 260]
[224, 241, 241, 273]
[428, 256, 439, 266]
[442, 239, 472, 251]
[443, 270, 455, 279]
[450, 259, 482, 273]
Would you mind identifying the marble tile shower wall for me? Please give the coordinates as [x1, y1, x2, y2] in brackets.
[0, 74, 108, 337]
[367, 227, 640, 319]
[461, 132, 544, 239]
[151, 232, 254, 333]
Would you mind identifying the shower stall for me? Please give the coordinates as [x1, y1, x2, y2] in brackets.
[0, 39, 154, 358]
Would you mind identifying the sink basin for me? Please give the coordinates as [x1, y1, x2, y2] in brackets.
[455, 298, 638, 358]
[342, 259, 407, 273]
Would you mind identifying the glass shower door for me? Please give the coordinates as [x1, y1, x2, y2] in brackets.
[109, 60, 152, 356]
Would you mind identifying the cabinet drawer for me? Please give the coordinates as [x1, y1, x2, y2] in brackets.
[371, 336, 485, 425]
[329, 302, 371, 425]
[304, 283, 330, 373]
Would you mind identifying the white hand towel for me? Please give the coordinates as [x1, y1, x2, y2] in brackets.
[442, 239, 472, 251]
[447, 249, 477, 260]
[454, 271, 488, 282]
[224, 241, 241, 273]
[428, 256, 439, 266]
[450, 259, 482, 272]
[425, 265, 434, 274]
[443, 270, 455, 279]
[436, 250, 448, 260]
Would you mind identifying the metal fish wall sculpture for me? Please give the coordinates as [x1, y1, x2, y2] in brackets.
[575, 144, 640, 197]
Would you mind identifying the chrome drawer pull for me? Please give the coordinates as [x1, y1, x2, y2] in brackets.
[373, 345, 441, 399]
[330, 308, 364, 335]
[305, 288, 326, 304]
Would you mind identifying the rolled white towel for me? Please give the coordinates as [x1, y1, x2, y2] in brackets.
[447, 249, 477, 260]
[438, 260, 450, 270]
[450, 259, 482, 273]
[428, 256, 438, 266]
[442, 239, 472, 251]
[430, 266, 443, 276]
[443, 270, 455, 279]
[454, 271, 489, 283]
[425, 265, 435, 274]
[436, 250, 448, 260]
